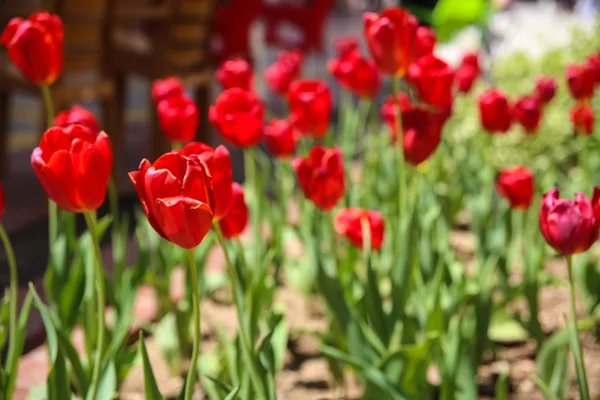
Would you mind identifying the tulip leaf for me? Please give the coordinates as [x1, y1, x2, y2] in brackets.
[532, 376, 561, 400]
[91, 362, 117, 400]
[565, 315, 591, 400]
[536, 327, 569, 398]
[139, 333, 165, 400]
[5, 291, 33, 400]
[56, 326, 89, 394]
[495, 370, 509, 400]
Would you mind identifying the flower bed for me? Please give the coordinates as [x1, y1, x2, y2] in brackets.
[3, 7, 600, 400]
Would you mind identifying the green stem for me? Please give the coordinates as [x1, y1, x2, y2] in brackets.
[0, 225, 18, 400]
[107, 177, 121, 277]
[213, 223, 267, 400]
[566, 255, 591, 400]
[41, 85, 58, 247]
[245, 148, 263, 270]
[83, 212, 106, 400]
[392, 77, 406, 219]
[184, 249, 201, 400]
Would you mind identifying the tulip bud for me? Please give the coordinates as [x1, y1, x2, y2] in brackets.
[478, 89, 512, 133]
[288, 80, 332, 139]
[216, 58, 253, 91]
[264, 119, 297, 158]
[152, 77, 185, 103]
[334, 208, 385, 250]
[157, 94, 199, 143]
[209, 88, 264, 147]
[533, 76, 557, 105]
[513, 95, 542, 134]
[219, 183, 249, 239]
[496, 166, 535, 210]
[571, 104, 595, 136]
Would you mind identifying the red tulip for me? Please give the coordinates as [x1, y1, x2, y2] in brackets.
[152, 77, 184, 103]
[264, 119, 297, 158]
[288, 80, 332, 138]
[534, 76, 557, 105]
[179, 142, 233, 220]
[381, 93, 445, 165]
[209, 88, 264, 147]
[363, 7, 418, 76]
[328, 51, 381, 98]
[414, 26, 436, 60]
[157, 94, 199, 143]
[566, 63, 596, 101]
[292, 146, 345, 211]
[571, 103, 595, 136]
[334, 208, 385, 251]
[218, 182, 249, 239]
[1, 12, 63, 85]
[54, 106, 100, 132]
[478, 89, 512, 133]
[216, 58, 253, 91]
[129, 152, 215, 249]
[264, 49, 303, 96]
[0, 183, 5, 220]
[333, 36, 359, 58]
[513, 95, 542, 134]
[31, 124, 113, 213]
[496, 166, 535, 210]
[460, 52, 481, 75]
[455, 65, 479, 93]
[407, 54, 455, 108]
[586, 53, 600, 87]
[540, 188, 600, 255]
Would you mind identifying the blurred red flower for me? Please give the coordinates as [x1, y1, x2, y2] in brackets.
[157, 94, 199, 143]
[264, 119, 298, 158]
[54, 105, 100, 132]
[216, 58, 253, 91]
[209, 88, 264, 147]
[288, 80, 332, 138]
[478, 89, 512, 133]
[334, 208, 385, 251]
[496, 166, 535, 210]
[219, 182, 249, 239]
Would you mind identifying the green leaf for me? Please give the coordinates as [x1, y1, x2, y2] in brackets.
[224, 385, 240, 400]
[94, 362, 117, 400]
[29, 284, 58, 363]
[47, 345, 70, 400]
[139, 333, 164, 400]
[565, 316, 591, 400]
[488, 311, 529, 343]
[5, 292, 33, 399]
[56, 328, 89, 394]
[495, 371, 509, 400]
[536, 327, 569, 398]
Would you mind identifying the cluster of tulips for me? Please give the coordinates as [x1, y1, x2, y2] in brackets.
[1, 6, 600, 400]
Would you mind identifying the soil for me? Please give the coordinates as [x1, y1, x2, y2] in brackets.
[117, 229, 600, 400]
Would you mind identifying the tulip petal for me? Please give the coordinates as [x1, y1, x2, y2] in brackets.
[155, 196, 213, 249]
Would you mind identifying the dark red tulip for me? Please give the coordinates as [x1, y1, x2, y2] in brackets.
[534, 76, 557, 105]
[264, 49, 303, 96]
[264, 119, 297, 158]
[288, 80, 332, 138]
[0, 183, 4, 220]
[292, 146, 345, 211]
[218, 182, 249, 239]
[540, 188, 600, 255]
[571, 104, 595, 136]
[129, 152, 215, 249]
[586, 53, 600, 87]
[513, 95, 542, 134]
[478, 89, 512, 133]
[407, 54, 455, 108]
[566, 63, 596, 101]
[54, 106, 100, 132]
[381, 93, 445, 165]
[179, 142, 233, 220]
[157, 94, 199, 143]
[334, 208, 385, 251]
[460, 52, 481, 75]
[1, 12, 63, 85]
[414, 26, 436, 60]
[152, 77, 185, 103]
[216, 58, 253, 91]
[209, 88, 264, 147]
[32, 124, 113, 213]
[333, 36, 359, 58]
[363, 7, 418, 76]
[496, 166, 535, 210]
[328, 51, 381, 98]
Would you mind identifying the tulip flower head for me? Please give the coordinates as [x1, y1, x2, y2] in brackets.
[540, 188, 600, 255]
[513, 95, 542, 134]
[292, 146, 345, 211]
[32, 124, 113, 213]
[209, 88, 264, 147]
[216, 58, 253, 91]
[478, 89, 512, 133]
[334, 208, 385, 251]
[363, 7, 418, 76]
[54, 105, 100, 132]
[496, 166, 535, 210]
[571, 104, 595, 136]
[333, 36, 359, 58]
[264, 49, 303, 96]
[218, 182, 249, 239]
[179, 142, 233, 220]
[152, 77, 185, 103]
[288, 80, 333, 138]
[129, 152, 216, 249]
[407, 54, 455, 108]
[264, 119, 298, 158]
[157, 94, 199, 143]
[1, 12, 63, 85]
[328, 51, 381, 98]
[534, 76, 557, 105]
[414, 26, 436, 61]
[566, 63, 596, 101]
